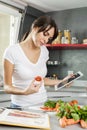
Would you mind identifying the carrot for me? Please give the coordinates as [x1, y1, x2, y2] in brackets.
[80, 120, 87, 128]
[66, 118, 79, 125]
[78, 105, 81, 109]
[69, 100, 78, 106]
[40, 107, 55, 111]
[53, 103, 60, 112]
[59, 116, 80, 127]
[59, 116, 67, 128]
[40, 107, 49, 110]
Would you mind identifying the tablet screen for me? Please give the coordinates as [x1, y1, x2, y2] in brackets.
[67, 73, 80, 83]
[57, 71, 83, 89]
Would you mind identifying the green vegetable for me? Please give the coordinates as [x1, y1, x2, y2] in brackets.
[71, 113, 80, 120]
[45, 99, 87, 122]
[44, 100, 57, 108]
[56, 100, 87, 121]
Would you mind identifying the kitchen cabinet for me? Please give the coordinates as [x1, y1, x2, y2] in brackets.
[18, 6, 44, 41]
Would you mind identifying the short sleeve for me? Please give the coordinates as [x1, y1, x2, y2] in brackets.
[3, 45, 15, 64]
[41, 46, 49, 62]
[45, 48, 49, 61]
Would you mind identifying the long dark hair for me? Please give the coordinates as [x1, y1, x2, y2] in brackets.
[21, 15, 58, 43]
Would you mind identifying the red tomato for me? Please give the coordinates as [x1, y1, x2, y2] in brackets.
[35, 76, 42, 81]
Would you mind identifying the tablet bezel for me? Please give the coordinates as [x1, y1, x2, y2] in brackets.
[55, 71, 83, 91]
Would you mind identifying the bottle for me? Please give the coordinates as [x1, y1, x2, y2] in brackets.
[71, 37, 78, 44]
[64, 30, 71, 44]
[53, 74, 58, 79]
[52, 30, 62, 44]
[57, 30, 62, 44]
[65, 37, 70, 44]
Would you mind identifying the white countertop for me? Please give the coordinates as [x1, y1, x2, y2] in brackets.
[0, 109, 86, 130]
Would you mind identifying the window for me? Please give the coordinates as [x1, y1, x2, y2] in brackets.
[0, 4, 22, 84]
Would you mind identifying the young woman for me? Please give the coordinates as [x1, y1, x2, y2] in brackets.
[3, 15, 70, 108]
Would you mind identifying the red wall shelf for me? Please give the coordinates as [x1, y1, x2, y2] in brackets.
[46, 44, 87, 49]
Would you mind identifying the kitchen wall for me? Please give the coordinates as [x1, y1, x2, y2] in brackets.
[0, 14, 10, 69]
[47, 49, 87, 80]
[48, 7, 87, 43]
[18, 6, 87, 80]
[47, 7, 87, 80]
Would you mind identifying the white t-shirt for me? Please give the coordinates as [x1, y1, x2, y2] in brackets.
[3, 44, 49, 106]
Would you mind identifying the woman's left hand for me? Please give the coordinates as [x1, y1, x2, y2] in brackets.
[63, 74, 74, 88]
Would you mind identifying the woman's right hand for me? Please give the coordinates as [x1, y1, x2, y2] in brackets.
[24, 79, 42, 95]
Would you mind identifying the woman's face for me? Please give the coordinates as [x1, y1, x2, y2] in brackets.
[32, 26, 54, 47]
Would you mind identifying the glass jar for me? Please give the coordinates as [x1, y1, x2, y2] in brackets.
[64, 30, 71, 44]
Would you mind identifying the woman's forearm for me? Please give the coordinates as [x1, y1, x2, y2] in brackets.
[4, 85, 25, 95]
[4, 80, 41, 95]
[44, 77, 62, 86]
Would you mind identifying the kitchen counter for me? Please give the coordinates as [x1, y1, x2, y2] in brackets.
[0, 87, 10, 107]
[0, 80, 87, 129]
[46, 80, 87, 103]
[0, 98, 87, 129]
[45, 80, 87, 106]
[0, 110, 85, 130]
[0, 80, 87, 107]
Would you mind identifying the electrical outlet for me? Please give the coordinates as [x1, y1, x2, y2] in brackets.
[68, 70, 73, 75]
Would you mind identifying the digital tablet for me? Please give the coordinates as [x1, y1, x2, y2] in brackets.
[55, 71, 83, 91]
